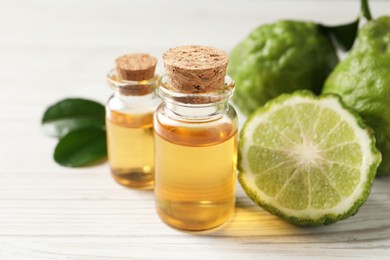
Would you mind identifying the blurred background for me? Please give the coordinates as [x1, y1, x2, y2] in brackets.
[1, 0, 389, 103]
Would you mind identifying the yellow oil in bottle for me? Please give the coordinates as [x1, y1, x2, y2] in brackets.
[154, 122, 237, 230]
[106, 110, 154, 189]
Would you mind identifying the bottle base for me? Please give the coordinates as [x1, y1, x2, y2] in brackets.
[111, 168, 154, 189]
[156, 199, 235, 231]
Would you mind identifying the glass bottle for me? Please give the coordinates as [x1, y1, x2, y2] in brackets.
[106, 54, 160, 189]
[154, 46, 238, 230]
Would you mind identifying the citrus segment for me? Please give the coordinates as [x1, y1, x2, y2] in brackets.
[277, 170, 309, 210]
[255, 162, 295, 197]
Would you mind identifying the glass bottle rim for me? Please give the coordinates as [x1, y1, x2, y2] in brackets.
[158, 75, 235, 107]
[107, 68, 159, 94]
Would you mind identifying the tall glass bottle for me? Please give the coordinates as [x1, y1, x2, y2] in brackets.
[154, 46, 238, 230]
[106, 53, 160, 189]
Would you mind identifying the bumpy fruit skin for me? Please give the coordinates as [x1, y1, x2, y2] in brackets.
[323, 16, 390, 177]
[228, 20, 338, 115]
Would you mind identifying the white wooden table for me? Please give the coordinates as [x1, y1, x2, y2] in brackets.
[1, 0, 390, 259]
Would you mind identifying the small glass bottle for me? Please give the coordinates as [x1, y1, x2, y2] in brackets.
[106, 53, 160, 189]
[154, 46, 238, 230]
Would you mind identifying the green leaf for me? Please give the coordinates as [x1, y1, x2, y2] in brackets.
[54, 128, 107, 167]
[361, 0, 372, 21]
[42, 98, 105, 138]
[319, 0, 374, 52]
[319, 18, 360, 52]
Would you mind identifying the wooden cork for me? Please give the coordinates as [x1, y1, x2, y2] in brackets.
[115, 53, 157, 81]
[162, 45, 228, 94]
[114, 53, 157, 96]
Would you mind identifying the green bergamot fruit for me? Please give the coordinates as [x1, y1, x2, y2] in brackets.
[323, 16, 390, 176]
[228, 20, 338, 115]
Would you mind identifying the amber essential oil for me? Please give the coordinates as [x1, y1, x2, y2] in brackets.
[106, 110, 154, 188]
[154, 122, 237, 230]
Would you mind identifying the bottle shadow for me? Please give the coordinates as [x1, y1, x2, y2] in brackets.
[203, 180, 390, 244]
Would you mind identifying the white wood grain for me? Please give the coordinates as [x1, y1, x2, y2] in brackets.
[1, 0, 390, 259]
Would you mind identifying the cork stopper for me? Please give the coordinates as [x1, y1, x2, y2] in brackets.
[163, 45, 228, 94]
[115, 53, 157, 81]
[114, 53, 157, 96]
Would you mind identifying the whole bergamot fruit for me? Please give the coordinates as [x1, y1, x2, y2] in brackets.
[228, 20, 339, 115]
[323, 16, 390, 177]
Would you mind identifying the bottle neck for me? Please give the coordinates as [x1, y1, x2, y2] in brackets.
[164, 100, 229, 121]
[113, 90, 157, 106]
[107, 68, 158, 103]
[158, 75, 235, 121]
[106, 69, 161, 114]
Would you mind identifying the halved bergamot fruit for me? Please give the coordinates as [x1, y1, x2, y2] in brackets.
[238, 91, 381, 226]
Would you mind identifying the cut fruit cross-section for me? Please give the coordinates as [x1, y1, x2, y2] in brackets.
[238, 91, 381, 226]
